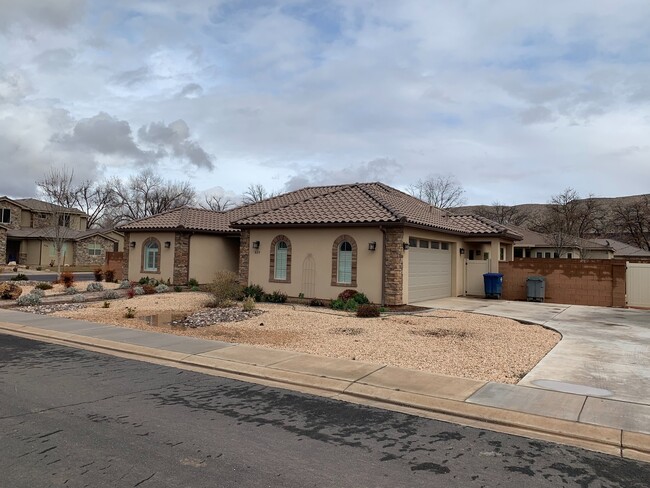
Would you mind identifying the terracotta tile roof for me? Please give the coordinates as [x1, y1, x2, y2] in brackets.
[234, 183, 522, 238]
[117, 183, 523, 239]
[117, 207, 235, 233]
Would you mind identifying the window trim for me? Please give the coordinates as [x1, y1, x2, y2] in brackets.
[141, 237, 161, 273]
[269, 235, 292, 283]
[87, 243, 103, 256]
[0, 208, 10, 224]
[331, 235, 357, 287]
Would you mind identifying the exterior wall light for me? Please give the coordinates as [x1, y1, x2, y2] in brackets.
[459, 248, 465, 254]
[129, 241, 136, 248]
[402, 243, 410, 250]
[252, 241, 261, 249]
[368, 241, 376, 251]
[164, 241, 171, 248]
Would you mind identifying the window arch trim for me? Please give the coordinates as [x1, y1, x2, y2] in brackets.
[141, 237, 161, 273]
[331, 235, 357, 287]
[269, 235, 292, 283]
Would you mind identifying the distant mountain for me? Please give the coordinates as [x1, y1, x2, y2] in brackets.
[453, 193, 650, 250]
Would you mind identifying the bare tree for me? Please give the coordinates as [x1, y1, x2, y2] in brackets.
[611, 195, 650, 251]
[475, 201, 527, 226]
[37, 167, 116, 228]
[407, 175, 466, 209]
[242, 183, 275, 205]
[199, 194, 234, 211]
[109, 169, 197, 224]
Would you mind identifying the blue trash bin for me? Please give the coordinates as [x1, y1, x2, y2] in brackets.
[483, 273, 503, 299]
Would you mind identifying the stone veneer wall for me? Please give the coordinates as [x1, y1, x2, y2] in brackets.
[0, 227, 6, 263]
[73, 235, 115, 266]
[238, 230, 250, 284]
[383, 227, 404, 305]
[121, 232, 130, 280]
[173, 232, 190, 285]
[0, 202, 23, 230]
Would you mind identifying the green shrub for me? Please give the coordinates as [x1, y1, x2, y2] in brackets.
[93, 268, 104, 281]
[102, 301, 111, 308]
[188, 277, 199, 287]
[124, 307, 136, 318]
[118, 280, 131, 289]
[337, 289, 358, 301]
[102, 290, 119, 300]
[155, 284, 170, 293]
[35, 282, 53, 290]
[344, 298, 358, 311]
[265, 290, 288, 303]
[30, 288, 46, 298]
[71, 294, 86, 303]
[65, 286, 78, 295]
[138, 277, 149, 285]
[133, 286, 145, 295]
[174, 285, 182, 292]
[191, 285, 200, 292]
[17, 293, 41, 306]
[86, 282, 104, 292]
[356, 304, 381, 318]
[242, 296, 256, 311]
[309, 298, 325, 307]
[10, 273, 29, 281]
[330, 298, 345, 310]
[353, 292, 369, 305]
[242, 284, 265, 302]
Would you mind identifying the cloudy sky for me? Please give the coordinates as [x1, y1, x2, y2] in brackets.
[1, 0, 649, 205]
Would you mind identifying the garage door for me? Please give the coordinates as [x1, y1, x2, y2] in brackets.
[408, 239, 452, 303]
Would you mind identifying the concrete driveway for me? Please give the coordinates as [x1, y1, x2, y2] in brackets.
[417, 298, 650, 405]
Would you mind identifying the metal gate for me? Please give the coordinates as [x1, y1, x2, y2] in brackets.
[627, 262, 650, 307]
[465, 259, 490, 296]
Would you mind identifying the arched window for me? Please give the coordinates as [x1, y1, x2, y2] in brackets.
[142, 237, 160, 273]
[269, 235, 291, 282]
[331, 235, 357, 286]
[275, 241, 288, 280]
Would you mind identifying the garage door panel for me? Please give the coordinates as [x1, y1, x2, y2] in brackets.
[408, 247, 451, 302]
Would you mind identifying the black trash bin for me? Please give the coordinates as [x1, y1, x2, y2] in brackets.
[527, 276, 545, 302]
[483, 273, 503, 299]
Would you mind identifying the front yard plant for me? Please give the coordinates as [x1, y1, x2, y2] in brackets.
[10, 274, 29, 281]
[242, 284, 265, 302]
[207, 271, 242, 308]
[17, 293, 41, 306]
[87, 282, 104, 292]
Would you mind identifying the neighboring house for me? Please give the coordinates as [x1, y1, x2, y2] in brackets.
[0, 196, 123, 266]
[118, 183, 522, 305]
[591, 238, 650, 261]
[508, 225, 614, 259]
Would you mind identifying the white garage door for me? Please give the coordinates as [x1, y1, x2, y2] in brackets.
[408, 239, 452, 303]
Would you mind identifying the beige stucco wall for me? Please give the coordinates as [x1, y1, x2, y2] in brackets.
[40, 240, 75, 266]
[128, 232, 176, 283]
[188, 235, 240, 284]
[25, 240, 42, 265]
[20, 210, 31, 228]
[247, 227, 384, 303]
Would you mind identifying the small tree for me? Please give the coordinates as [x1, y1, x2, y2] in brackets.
[610, 195, 650, 251]
[242, 183, 276, 205]
[200, 194, 234, 211]
[407, 175, 466, 209]
[475, 201, 528, 226]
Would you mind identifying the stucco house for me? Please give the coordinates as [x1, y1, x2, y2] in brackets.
[118, 183, 522, 305]
[0, 196, 123, 267]
[509, 225, 614, 259]
[591, 238, 650, 261]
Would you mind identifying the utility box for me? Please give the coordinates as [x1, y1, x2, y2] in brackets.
[527, 276, 545, 302]
[483, 273, 503, 299]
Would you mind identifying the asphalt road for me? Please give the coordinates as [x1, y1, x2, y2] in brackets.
[0, 334, 648, 488]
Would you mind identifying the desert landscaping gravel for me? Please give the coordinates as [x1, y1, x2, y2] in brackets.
[50, 292, 561, 384]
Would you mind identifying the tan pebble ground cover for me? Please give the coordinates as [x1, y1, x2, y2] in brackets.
[52, 292, 560, 384]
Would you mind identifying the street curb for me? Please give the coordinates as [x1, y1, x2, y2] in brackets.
[0, 321, 648, 464]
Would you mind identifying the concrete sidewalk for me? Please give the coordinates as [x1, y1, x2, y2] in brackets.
[0, 308, 648, 463]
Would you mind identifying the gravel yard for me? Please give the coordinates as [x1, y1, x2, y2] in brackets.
[50, 292, 560, 384]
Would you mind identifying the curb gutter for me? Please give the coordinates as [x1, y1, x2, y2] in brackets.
[0, 322, 648, 464]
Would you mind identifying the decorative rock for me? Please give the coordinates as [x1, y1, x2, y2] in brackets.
[171, 307, 264, 328]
